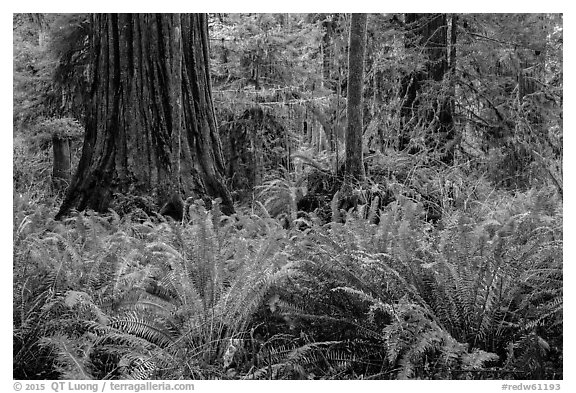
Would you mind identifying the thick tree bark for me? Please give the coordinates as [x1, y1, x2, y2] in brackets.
[344, 13, 367, 183]
[56, 13, 234, 219]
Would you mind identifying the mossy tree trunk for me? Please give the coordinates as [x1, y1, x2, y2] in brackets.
[52, 135, 71, 193]
[334, 13, 368, 220]
[56, 13, 234, 219]
[344, 13, 367, 183]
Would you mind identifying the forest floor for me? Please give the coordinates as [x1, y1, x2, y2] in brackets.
[13, 174, 563, 380]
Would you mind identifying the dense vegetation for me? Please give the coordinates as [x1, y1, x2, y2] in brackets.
[13, 13, 562, 380]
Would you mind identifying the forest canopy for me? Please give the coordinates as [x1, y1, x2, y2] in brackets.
[13, 13, 562, 381]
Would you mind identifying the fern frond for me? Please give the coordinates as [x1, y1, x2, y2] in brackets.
[109, 311, 177, 349]
[118, 354, 156, 380]
[40, 334, 94, 379]
[461, 348, 500, 370]
[63, 290, 109, 325]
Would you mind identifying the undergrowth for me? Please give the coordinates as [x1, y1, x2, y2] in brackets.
[270, 186, 562, 379]
[13, 196, 293, 379]
[13, 183, 562, 379]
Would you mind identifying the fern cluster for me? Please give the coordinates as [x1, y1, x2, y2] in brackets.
[271, 187, 562, 379]
[13, 183, 562, 379]
[13, 197, 292, 379]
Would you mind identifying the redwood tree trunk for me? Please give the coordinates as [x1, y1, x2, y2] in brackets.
[56, 13, 234, 219]
[400, 13, 455, 163]
[344, 13, 367, 183]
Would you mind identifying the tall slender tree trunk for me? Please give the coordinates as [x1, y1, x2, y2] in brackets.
[334, 13, 368, 221]
[321, 14, 335, 91]
[344, 13, 367, 182]
[56, 13, 234, 219]
[448, 14, 458, 121]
